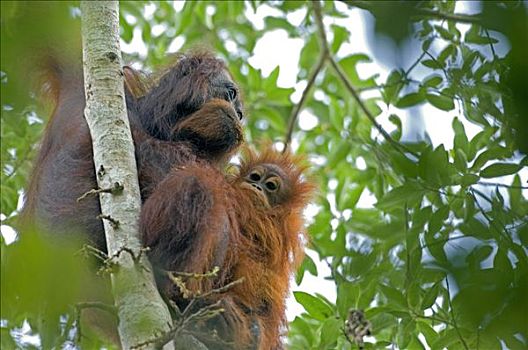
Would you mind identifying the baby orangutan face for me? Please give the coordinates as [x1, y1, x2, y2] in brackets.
[240, 164, 291, 208]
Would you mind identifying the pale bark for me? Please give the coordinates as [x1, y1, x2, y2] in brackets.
[80, 2, 173, 349]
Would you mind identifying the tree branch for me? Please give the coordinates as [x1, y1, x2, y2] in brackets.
[312, 0, 417, 157]
[284, 50, 327, 149]
[477, 181, 528, 189]
[80, 2, 173, 349]
[339, 0, 481, 24]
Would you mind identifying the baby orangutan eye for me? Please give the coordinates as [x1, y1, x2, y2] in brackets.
[249, 171, 261, 181]
[265, 179, 280, 192]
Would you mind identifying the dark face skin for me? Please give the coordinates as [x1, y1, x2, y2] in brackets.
[210, 70, 244, 120]
[242, 164, 291, 207]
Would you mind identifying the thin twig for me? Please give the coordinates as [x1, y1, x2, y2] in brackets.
[445, 277, 470, 350]
[477, 181, 528, 189]
[132, 277, 242, 350]
[168, 266, 220, 279]
[97, 214, 120, 229]
[198, 277, 245, 299]
[284, 50, 327, 149]
[471, 189, 515, 244]
[339, 0, 481, 24]
[424, 49, 449, 78]
[411, 312, 455, 327]
[76, 244, 109, 262]
[312, 0, 418, 157]
[416, 7, 480, 24]
[404, 51, 428, 77]
[484, 30, 498, 60]
[77, 182, 124, 202]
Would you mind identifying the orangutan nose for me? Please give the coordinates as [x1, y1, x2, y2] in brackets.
[251, 183, 263, 192]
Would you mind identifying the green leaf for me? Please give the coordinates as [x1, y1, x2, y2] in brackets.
[329, 97, 343, 131]
[264, 65, 280, 89]
[331, 24, 348, 53]
[465, 24, 498, 45]
[460, 174, 480, 186]
[466, 245, 493, 268]
[376, 182, 425, 211]
[0, 185, 17, 216]
[319, 317, 341, 349]
[419, 145, 452, 186]
[467, 127, 497, 161]
[294, 291, 334, 321]
[299, 34, 318, 73]
[429, 205, 449, 235]
[431, 329, 460, 350]
[121, 20, 134, 43]
[421, 59, 443, 69]
[421, 284, 440, 309]
[471, 146, 512, 171]
[338, 184, 364, 211]
[459, 217, 493, 239]
[338, 54, 377, 88]
[382, 70, 403, 105]
[380, 284, 407, 309]
[396, 92, 425, 108]
[509, 175, 522, 209]
[423, 75, 443, 88]
[328, 142, 351, 168]
[426, 93, 454, 111]
[280, 0, 306, 12]
[480, 163, 521, 178]
[494, 248, 513, 275]
[336, 282, 360, 319]
[296, 254, 318, 285]
[390, 151, 418, 178]
[264, 17, 294, 32]
[261, 106, 286, 132]
[417, 321, 438, 344]
[434, 25, 454, 40]
[406, 282, 421, 309]
[290, 316, 315, 346]
[397, 319, 415, 349]
[454, 149, 468, 172]
[452, 117, 468, 155]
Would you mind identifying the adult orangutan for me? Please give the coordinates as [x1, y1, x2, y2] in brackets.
[22, 51, 244, 250]
[22, 49, 315, 349]
[141, 145, 316, 349]
[20, 51, 245, 346]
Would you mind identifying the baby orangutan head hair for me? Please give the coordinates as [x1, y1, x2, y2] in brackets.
[232, 143, 315, 211]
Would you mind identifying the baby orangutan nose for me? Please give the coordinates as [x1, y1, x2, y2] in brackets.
[251, 183, 263, 192]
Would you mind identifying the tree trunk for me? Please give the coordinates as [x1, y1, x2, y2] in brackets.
[80, 2, 173, 349]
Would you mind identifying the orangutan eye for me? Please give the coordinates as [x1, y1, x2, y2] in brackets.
[249, 171, 261, 181]
[265, 179, 280, 192]
[226, 86, 238, 102]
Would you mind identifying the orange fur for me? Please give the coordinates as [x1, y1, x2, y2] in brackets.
[228, 144, 316, 349]
[139, 144, 315, 349]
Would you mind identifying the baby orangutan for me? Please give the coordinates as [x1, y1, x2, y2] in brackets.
[141, 144, 315, 349]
